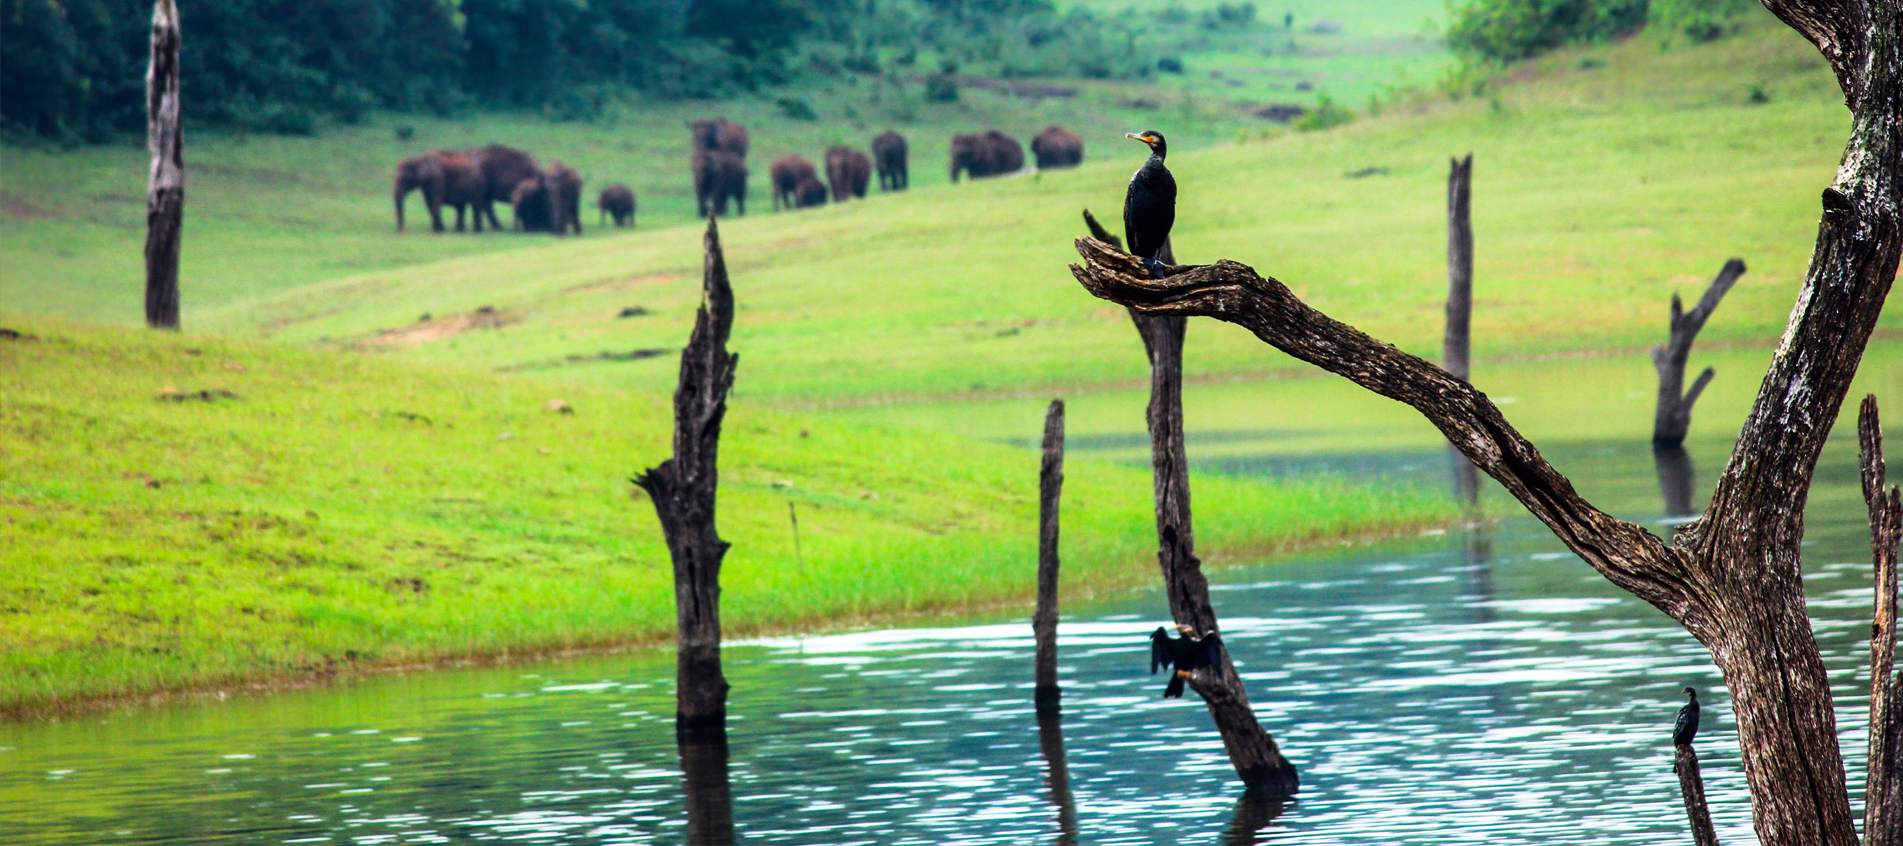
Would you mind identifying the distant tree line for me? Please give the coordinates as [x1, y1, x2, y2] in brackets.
[0, 0, 1154, 142]
[1446, 0, 1761, 64]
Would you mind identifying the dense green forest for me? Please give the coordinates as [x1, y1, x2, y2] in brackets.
[1, 0, 1758, 142]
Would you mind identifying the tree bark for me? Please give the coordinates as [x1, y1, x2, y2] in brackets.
[1034, 399, 1065, 714]
[1082, 207, 1300, 795]
[635, 218, 739, 739]
[1652, 260, 1745, 445]
[1861, 395, 1902, 845]
[1445, 154, 1480, 504]
[143, 0, 182, 330]
[1676, 745, 1722, 846]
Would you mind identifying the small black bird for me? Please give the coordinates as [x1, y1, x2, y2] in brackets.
[1122, 130, 1176, 279]
[1673, 686, 1701, 747]
[1150, 624, 1223, 698]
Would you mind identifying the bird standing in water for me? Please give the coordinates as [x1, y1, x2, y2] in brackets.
[1123, 130, 1175, 279]
[1150, 624, 1223, 698]
[1673, 686, 1701, 746]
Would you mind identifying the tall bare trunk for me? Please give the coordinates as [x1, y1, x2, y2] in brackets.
[1652, 260, 1745, 445]
[144, 0, 182, 330]
[1444, 154, 1478, 503]
[1034, 399, 1065, 714]
[635, 218, 739, 738]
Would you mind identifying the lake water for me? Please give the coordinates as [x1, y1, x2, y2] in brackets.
[5, 342, 1899, 844]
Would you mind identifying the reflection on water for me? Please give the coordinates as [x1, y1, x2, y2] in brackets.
[1653, 444, 1698, 519]
[5, 352, 1899, 844]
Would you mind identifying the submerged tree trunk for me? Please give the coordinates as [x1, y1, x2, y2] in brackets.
[635, 218, 739, 739]
[144, 0, 182, 330]
[1081, 208, 1300, 795]
[678, 730, 735, 845]
[1034, 399, 1065, 714]
[1675, 745, 1721, 846]
[1068, 2, 1899, 827]
[1652, 260, 1745, 445]
[1445, 154, 1479, 504]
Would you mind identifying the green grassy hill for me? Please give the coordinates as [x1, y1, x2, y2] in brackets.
[0, 317, 1450, 716]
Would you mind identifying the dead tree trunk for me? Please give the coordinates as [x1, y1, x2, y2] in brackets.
[1675, 745, 1721, 846]
[1860, 396, 1902, 845]
[1082, 208, 1300, 795]
[143, 0, 182, 330]
[635, 218, 738, 739]
[1069, 1, 1899, 829]
[1034, 399, 1065, 714]
[1444, 154, 1474, 382]
[1652, 260, 1745, 445]
[1445, 154, 1480, 504]
[1654, 444, 1698, 519]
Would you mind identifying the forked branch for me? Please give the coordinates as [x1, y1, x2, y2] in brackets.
[1068, 238, 1695, 622]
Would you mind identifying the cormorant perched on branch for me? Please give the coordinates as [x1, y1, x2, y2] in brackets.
[1150, 624, 1222, 698]
[1123, 130, 1175, 279]
[1673, 686, 1701, 746]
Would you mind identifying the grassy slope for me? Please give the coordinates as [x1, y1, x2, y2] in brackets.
[0, 317, 1451, 715]
[177, 17, 1848, 407]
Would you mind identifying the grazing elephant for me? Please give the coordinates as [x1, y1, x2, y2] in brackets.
[394, 151, 486, 233]
[469, 144, 541, 231]
[692, 149, 747, 217]
[824, 146, 871, 202]
[949, 130, 1024, 182]
[598, 184, 636, 228]
[871, 130, 907, 191]
[771, 155, 818, 211]
[689, 118, 749, 159]
[543, 161, 583, 236]
[511, 178, 551, 232]
[793, 175, 828, 209]
[1030, 125, 1085, 169]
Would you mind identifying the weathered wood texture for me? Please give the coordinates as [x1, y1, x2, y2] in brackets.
[1034, 399, 1066, 714]
[678, 731, 735, 846]
[635, 218, 739, 738]
[1860, 396, 1902, 845]
[1675, 745, 1721, 846]
[1082, 207, 1300, 795]
[1445, 154, 1480, 503]
[1652, 259, 1745, 445]
[1068, 3, 1899, 827]
[144, 0, 182, 330]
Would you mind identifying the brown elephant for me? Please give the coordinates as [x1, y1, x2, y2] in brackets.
[949, 130, 1024, 182]
[793, 175, 828, 209]
[825, 146, 871, 202]
[543, 161, 583, 236]
[394, 151, 487, 233]
[692, 149, 747, 217]
[871, 130, 907, 191]
[511, 178, 551, 232]
[1030, 125, 1085, 170]
[771, 155, 817, 211]
[469, 144, 541, 231]
[689, 118, 749, 158]
[598, 184, 635, 228]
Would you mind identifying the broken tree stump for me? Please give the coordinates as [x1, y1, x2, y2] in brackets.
[144, 0, 183, 330]
[1859, 396, 1902, 845]
[1034, 398, 1065, 714]
[635, 218, 739, 739]
[1675, 744, 1722, 846]
[1445, 154, 1478, 504]
[1082, 207, 1300, 795]
[1652, 259, 1745, 446]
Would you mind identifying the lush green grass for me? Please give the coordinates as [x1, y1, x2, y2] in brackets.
[0, 317, 1454, 715]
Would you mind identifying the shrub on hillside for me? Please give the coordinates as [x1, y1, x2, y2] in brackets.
[1650, 0, 1757, 44]
[1445, 0, 1648, 63]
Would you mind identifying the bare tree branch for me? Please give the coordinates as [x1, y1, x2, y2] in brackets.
[1651, 259, 1744, 445]
[1862, 395, 1902, 844]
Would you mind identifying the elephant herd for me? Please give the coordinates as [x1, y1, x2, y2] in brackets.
[393, 144, 637, 236]
[392, 122, 1086, 231]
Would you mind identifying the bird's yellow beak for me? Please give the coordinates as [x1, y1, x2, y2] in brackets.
[1126, 132, 1152, 144]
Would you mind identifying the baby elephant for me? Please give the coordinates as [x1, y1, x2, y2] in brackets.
[598, 184, 636, 228]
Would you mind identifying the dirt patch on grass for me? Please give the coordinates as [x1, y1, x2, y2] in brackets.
[565, 272, 682, 296]
[369, 307, 518, 347]
[1, 193, 58, 220]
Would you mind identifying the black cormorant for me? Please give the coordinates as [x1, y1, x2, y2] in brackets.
[1673, 686, 1701, 747]
[1149, 624, 1222, 698]
[1122, 130, 1176, 279]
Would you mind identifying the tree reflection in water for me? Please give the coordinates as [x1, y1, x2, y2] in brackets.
[678, 720, 735, 845]
[1220, 786, 1290, 844]
[1036, 710, 1079, 845]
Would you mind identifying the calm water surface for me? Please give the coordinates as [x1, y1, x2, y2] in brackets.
[5, 345, 1899, 844]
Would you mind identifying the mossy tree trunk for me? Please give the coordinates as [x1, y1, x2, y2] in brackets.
[1068, 1, 1899, 834]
